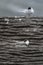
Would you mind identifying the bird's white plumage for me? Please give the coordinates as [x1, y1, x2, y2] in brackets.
[14, 40, 29, 46]
[25, 40, 29, 45]
[19, 7, 34, 16]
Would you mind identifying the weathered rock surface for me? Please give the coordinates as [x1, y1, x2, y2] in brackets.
[0, 16, 43, 65]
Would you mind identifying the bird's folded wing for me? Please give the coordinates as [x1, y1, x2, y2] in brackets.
[19, 9, 28, 13]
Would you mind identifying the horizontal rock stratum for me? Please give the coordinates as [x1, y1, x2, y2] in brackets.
[0, 16, 43, 65]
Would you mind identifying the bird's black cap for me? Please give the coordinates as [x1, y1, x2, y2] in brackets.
[28, 7, 31, 9]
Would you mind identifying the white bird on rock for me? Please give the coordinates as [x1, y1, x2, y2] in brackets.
[19, 7, 34, 16]
[15, 40, 29, 46]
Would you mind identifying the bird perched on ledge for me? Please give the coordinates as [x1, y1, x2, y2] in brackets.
[19, 7, 34, 16]
[14, 39, 29, 46]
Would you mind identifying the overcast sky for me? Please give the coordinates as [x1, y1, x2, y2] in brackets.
[0, 0, 43, 16]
